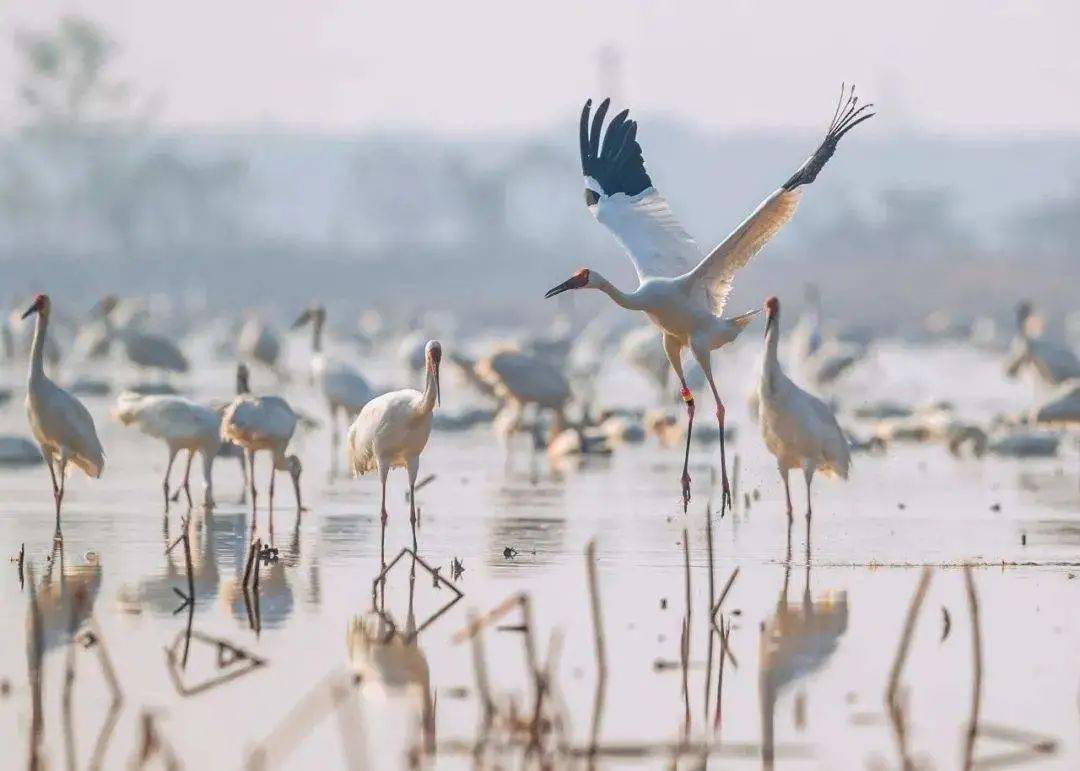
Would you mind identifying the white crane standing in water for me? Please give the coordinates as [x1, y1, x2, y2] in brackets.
[545, 85, 872, 512]
[220, 389, 305, 522]
[22, 294, 105, 536]
[347, 341, 441, 559]
[757, 297, 850, 533]
[293, 305, 375, 477]
[113, 392, 222, 511]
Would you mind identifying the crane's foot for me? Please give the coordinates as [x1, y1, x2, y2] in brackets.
[719, 471, 733, 513]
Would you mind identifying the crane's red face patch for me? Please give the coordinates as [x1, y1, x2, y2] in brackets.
[544, 268, 591, 299]
[764, 296, 779, 315]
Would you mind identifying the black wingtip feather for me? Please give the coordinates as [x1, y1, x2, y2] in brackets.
[578, 97, 653, 196]
[783, 83, 874, 191]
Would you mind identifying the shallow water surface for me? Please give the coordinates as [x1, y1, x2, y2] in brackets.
[0, 344, 1077, 769]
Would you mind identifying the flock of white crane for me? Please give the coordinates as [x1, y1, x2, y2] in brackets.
[10, 84, 1080, 553]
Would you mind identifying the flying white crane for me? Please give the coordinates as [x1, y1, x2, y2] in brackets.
[347, 341, 441, 557]
[757, 297, 850, 528]
[1005, 301, 1080, 386]
[113, 392, 222, 510]
[220, 389, 304, 521]
[293, 305, 375, 477]
[545, 86, 872, 512]
[22, 294, 106, 535]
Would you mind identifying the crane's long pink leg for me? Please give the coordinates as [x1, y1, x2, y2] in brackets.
[680, 387, 695, 513]
[378, 463, 389, 568]
[693, 346, 733, 513]
[663, 335, 695, 512]
[44, 454, 62, 535]
[247, 449, 258, 524]
[163, 448, 178, 512]
[179, 449, 195, 508]
[56, 457, 68, 535]
[407, 457, 420, 553]
[780, 466, 793, 523]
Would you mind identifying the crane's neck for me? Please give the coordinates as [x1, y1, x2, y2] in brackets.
[312, 320, 324, 354]
[762, 311, 783, 391]
[594, 276, 644, 311]
[28, 310, 48, 384]
[417, 364, 438, 416]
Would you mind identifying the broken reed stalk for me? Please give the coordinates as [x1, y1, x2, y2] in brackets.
[731, 455, 740, 517]
[886, 567, 932, 706]
[962, 566, 982, 771]
[242, 537, 258, 588]
[681, 528, 692, 738]
[704, 500, 716, 724]
[467, 609, 496, 728]
[26, 564, 44, 771]
[182, 518, 195, 609]
[245, 672, 361, 771]
[86, 618, 124, 771]
[62, 592, 79, 771]
[252, 537, 262, 594]
[585, 539, 607, 759]
[885, 567, 933, 771]
[712, 567, 740, 620]
[18, 542, 25, 590]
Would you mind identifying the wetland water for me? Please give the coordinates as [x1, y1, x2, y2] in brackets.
[0, 342, 1076, 768]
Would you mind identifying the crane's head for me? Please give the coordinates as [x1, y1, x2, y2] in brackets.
[93, 294, 119, 318]
[763, 296, 780, 336]
[291, 305, 326, 330]
[425, 340, 442, 406]
[544, 268, 592, 299]
[20, 293, 50, 320]
[236, 362, 251, 395]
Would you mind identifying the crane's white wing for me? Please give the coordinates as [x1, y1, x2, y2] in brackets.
[594, 189, 701, 282]
[227, 395, 297, 443]
[687, 85, 874, 314]
[579, 98, 700, 282]
[41, 380, 105, 477]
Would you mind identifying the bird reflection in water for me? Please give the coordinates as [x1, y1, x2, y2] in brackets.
[126, 508, 225, 615]
[759, 562, 848, 768]
[219, 514, 302, 628]
[27, 542, 102, 653]
[349, 553, 437, 760]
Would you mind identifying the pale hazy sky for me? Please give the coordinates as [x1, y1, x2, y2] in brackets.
[2, 1, 1080, 135]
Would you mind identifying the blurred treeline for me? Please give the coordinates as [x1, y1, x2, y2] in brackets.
[1, 17, 1077, 333]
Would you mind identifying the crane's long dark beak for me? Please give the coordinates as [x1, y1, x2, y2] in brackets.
[544, 273, 587, 299]
[20, 301, 39, 320]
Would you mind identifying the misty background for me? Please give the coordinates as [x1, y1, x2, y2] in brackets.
[1, 4, 1078, 336]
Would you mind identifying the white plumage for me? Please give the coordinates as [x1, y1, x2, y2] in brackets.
[757, 297, 850, 524]
[347, 341, 441, 555]
[475, 347, 570, 445]
[294, 305, 375, 476]
[113, 392, 222, 509]
[546, 86, 872, 512]
[221, 392, 304, 517]
[22, 294, 105, 535]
